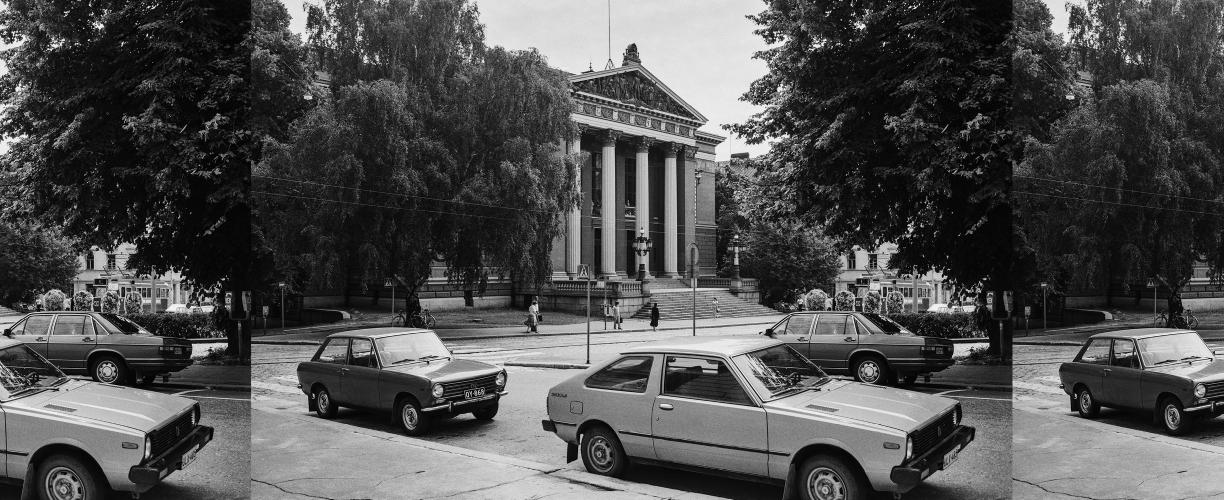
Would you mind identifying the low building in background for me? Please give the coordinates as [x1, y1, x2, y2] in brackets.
[73, 244, 195, 313]
[837, 244, 955, 312]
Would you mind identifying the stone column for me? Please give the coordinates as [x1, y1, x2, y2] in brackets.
[566, 130, 582, 278]
[600, 131, 620, 278]
[662, 143, 680, 278]
[635, 138, 653, 279]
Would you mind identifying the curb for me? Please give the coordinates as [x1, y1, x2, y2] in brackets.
[252, 319, 781, 345]
[153, 382, 252, 392]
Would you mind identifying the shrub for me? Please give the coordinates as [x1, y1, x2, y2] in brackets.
[73, 291, 94, 311]
[834, 291, 855, 311]
[101, 291, 120, 313]
[864, 291, 882, 313]
[885, 291, 904, 314]
[802, 289, 830, 311]
[123, 313, 223, 339]
[886, 312, 983, 339]
[124, 292, 143, 313]
[41, 289, 66, 311]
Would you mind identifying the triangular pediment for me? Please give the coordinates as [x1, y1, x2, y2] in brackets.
[570, 65, 706, 123]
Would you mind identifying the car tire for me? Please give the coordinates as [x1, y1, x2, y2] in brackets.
[1075, 386, 1100, 418]
[314, 386, 338, 419]
[898, 373, 919, 386]
[797, 454, 865, 500]
[472, 402, 499, 421]
[396, 397, 430, 436]
[1160, 397, 1194, 436]
[852, 356, 891, 386]
[581, 426, 628, 478]
[139, 372, 160, 386]
[36, 453, 108, 500]
[89, 354, 128, 385]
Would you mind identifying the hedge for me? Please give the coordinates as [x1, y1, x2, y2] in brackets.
[123, 313, 224, 339]
[887, 312, 983, 339]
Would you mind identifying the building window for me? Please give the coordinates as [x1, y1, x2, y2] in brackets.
[867, 254, 878, 270]
[107, 253, 117, 271]
[158, 288, 169, 298]
[139, 287, 151, 298]
[846, 253, 856, 270]
[85, 252, 95, 271]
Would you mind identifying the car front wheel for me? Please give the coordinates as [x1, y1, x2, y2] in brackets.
[852, 356, 891, 385]
[581, 426, 628, 478]
[314, 386, 337, 418]
[1075, 387, 1100, 418]
[798, 454, 864, 500]
[37, 454, 107, 500]
[396, 398, 430, 436]
[89, 355, 127, 385]
[1160, 397, 1193, 436]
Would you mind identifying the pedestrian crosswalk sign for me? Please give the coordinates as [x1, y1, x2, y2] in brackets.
[577, 264, 590, 280]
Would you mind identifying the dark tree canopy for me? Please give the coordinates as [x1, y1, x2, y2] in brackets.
[256, 0, 578, 298]
[730, 0, 1014, 290]
[0, 221, 78, 307]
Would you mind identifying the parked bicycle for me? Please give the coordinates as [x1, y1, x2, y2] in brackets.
[1157, 308, 1201, 329]
[1154, 309, 1167, 327]
[391, 309, 406, 327]
[410, 308, 437, 329]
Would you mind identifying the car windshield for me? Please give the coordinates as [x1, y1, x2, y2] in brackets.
[376, 333, 451, 366]
[860, 313, 910, 335]
[732, 344, 830, 400]
[1138, 333, 1215, 366]
[0, 344, 67, 399]
[98, 313, 148, 334]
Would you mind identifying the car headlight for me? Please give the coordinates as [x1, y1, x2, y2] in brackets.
[1195, 383, 1206, 399]
[905, 436, 913, 460]
[143, 435, 152, 461]
[496, 371, 507, 387]
[432, 383, 444, 398]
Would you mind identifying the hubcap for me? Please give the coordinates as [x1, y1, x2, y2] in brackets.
[403, 405, 419, 429]
[806, 466, 846, 500]
[1165, 405, 1181, 429]
[45, 466, 84, 500]
[588, 436, 614, 472]
[858, 361, 880, 383]
[97, 361, 118, 383]
[1080, 392, 1091, 412]
[318, 391, 329, 411]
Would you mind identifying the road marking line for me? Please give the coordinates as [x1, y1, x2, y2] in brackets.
[183, 395, 251, 401]
[935, 389, 965, 396]
[173, 389, 205, 396]
[944, 395, 1012, 401]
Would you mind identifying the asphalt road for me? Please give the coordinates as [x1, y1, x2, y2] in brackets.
[0, 385, 251, 500]
[252, 329, 1012, 499]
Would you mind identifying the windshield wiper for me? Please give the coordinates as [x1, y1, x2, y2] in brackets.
[1180, 355, 1212, 362]
[389, 358, 420, 366]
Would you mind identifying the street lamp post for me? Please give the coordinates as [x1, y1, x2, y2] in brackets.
[278, 282, 286, 333]
[1040, 282, 1048, 330]
[632, 227, 653, 281]
[731, 233, 743, 287]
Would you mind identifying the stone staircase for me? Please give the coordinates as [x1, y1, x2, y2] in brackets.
[647, 277, 692, 290]
[632, 289, 777, 320]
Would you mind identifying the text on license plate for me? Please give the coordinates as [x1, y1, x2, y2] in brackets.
[180, 446, 199, 469]
[464, 388, 486, 399]
[942, 448, 959, 469]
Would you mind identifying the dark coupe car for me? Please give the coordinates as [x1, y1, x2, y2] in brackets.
[3, 311, 193, 385]
[764, 311, 954, 385]
[1059, 328, 1224, 435]
[297, 328, 507, 435]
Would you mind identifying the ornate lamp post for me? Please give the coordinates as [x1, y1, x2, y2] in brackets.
[731, 233, 743, 279]
[632, 227, 653, 281]
[278, 282, 286, 332]
[1040, 281, 1048, 330]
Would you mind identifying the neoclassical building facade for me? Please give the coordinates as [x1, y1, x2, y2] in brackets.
[548, 44, 723, 282]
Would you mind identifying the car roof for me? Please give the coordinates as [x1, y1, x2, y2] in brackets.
[325, 327, 436, 340]
[620, 336, 782, 357]
[1087, 328, 1195, 340]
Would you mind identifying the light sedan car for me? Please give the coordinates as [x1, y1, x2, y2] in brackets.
[541, 336, 974, 500]
[297, 328, 507, 435]
[1059, 328, 1224, 435]
[0, 338, 213, 499]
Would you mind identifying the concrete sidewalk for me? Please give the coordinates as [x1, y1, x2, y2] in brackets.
[157, 364, 251, 391]
[1013, 400, 1224, 499]
[252, 398, 720, 500]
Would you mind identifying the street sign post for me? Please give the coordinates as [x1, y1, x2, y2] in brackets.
[385, 277, 395, 318]
[689, 243, 699, 336]
[579, 264, 591, 364]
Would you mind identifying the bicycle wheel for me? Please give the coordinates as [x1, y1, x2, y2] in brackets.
[409, 315, 426, 328]
[1189, 315, 1200, 329]
[425, 313, 437, 329]
[392, 314, 404, 327]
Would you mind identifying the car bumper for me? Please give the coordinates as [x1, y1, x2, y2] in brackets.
[891, 358, 956, 374]
[1185, 399, 1224, 414]
[890, 425, 975, 491]
[128, 425, 214, 486]
[128, 358, 194, 373]
[421, 391, 507, 413]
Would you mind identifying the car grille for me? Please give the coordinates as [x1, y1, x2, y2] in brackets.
[149, 411, 193, 458]
[910, 410, 956, 460]
[440, 373, 499, 400]
[1203, 380, 1224, 400]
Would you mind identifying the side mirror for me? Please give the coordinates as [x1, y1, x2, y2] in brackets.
[764, 328, 775, 337]
[2, 328, 11, 338]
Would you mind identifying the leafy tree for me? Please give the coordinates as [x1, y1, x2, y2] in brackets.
[864, 291, 882, 314]
[0, 221, 78, 306]
[0, 0, 254, 355]
[715, 161, 750, 273]
[801, 289, 830, 311]
[886, 291, 905, 314]
[731, 0, 1014, 355]
[740, 219, 841, 306]
[101, 291, 120, 313]
[257, 0, 578, 303]
[124, 292, 143, 314]
[41, 290, 65, 311]
[834, 291, 855, 311]
[72, 291, 94, 312]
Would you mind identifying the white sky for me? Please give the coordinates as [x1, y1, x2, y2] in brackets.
[282, 0, 772, 161]
[1045, 0, 1076, 38]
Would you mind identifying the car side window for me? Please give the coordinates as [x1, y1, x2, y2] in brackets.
[7, 319, 25, 336]
[1112, 339, 1139, 369]
[23, 316, 52, 337]
[785, 315, 815, 337]
[585, 356, 653, 393]
[88, 319, 106, 336]
[1077, 339, 1111, 365]
[51, 315, 86, 336]
[350, 339, 376, 368]
[663, 356, 753, 406]
[316, 339, 349, 364]
[845, 316, 860, 336]
[812, 315, 844, 336]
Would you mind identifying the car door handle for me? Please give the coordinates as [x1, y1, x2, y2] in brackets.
[35, 337, 45, 342]
[339, 368, 350, 373]
[658, 403, 674, 411]
[843, 337, 856, 343]
[82, 337, 93, 342]
[797, 337, 807, 342]
[1103, 368, 1111, 376]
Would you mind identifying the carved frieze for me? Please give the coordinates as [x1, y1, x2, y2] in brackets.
[573, 71, 698, 119]
[683, 146, 697, 159]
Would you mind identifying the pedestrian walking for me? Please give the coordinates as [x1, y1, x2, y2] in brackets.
[612, 300, 622, 330]
[526, 299, 540, 333]
[649, 302, 660, 331]
[712, 297, 720, 318]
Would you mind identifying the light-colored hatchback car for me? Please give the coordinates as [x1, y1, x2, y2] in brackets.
[0, 338, 212, 499]
[541, 336, 973, 500]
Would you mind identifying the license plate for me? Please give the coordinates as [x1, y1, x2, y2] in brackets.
[464, 388, 486, 399]
[943, 448, 959, 469]
[181, 446, 198, 469]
